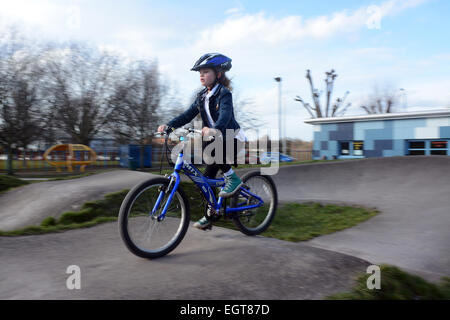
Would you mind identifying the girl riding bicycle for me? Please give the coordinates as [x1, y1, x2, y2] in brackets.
[157, 53, 247, 230]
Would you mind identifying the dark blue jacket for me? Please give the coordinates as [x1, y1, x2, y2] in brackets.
[167, 84, 241, 137]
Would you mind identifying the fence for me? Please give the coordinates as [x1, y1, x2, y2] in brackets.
[288, 150, 313, 162]
[0, 149, 121, 173]
[0, 146, 313, 174]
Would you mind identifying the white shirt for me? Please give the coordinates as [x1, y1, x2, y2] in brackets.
[204, 84, 248, 142]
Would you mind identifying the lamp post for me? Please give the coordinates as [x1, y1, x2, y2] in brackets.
[274, 77, 286, 155]
[399, 88, 407, 109]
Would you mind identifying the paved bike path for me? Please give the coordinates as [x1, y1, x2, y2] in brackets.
[275, 156, 450, 282]
[0, 156, 449, 299]
[0, 170, 156, 231]
[0, 221, 369, 299]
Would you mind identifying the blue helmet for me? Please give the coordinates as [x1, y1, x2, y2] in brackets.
[191, 53, 232, 72]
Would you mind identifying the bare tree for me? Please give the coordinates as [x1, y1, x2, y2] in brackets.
[108, 60, 166, 142]
[360, 84, 401, 114]
[41, 42, 120, 146]
[232, 92, 266, 131]
[0, 26, 44, 173]
[295, 69, 350, 118]
[107, 60, 168, 168]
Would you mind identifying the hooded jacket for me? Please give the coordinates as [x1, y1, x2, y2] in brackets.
[167, 83, 241, 138]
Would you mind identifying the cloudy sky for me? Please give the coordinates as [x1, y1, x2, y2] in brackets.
[1, 0, 449, 140]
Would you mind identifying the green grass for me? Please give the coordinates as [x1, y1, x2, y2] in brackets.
[327, 264, 450, 300]
[252, 202, 378, 242]
[158, 181, 380, 241]
[0, 189, 129, 236]
[0, 175, 30, 194]
[0, 181, 378, 239]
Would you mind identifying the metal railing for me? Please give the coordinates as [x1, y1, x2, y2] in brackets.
[0, 149, 121, 173]
[0, 147, 314, 174]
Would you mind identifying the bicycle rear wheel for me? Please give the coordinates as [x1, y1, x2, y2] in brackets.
[230, 171, 278, 236]
[118, 177, 190, 259]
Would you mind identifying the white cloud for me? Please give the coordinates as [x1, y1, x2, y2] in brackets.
[195, 0, 431, 48]
[225, 8, 241, 15]
[0, 0, 59, 25]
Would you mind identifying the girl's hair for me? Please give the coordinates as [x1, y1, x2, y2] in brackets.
[215, 69, 232, 91]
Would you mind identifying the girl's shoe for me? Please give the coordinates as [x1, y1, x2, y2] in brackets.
[218, 172, 243, 198]
[193, 216, 212, 230]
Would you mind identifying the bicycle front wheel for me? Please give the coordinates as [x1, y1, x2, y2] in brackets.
[118, 177, 190, 259]
[231, 171, 278, 236]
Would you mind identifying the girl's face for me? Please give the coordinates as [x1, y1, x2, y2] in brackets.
[199, 68, 221, 88]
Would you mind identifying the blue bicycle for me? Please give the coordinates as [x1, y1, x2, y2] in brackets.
[118, 128, 278, 259]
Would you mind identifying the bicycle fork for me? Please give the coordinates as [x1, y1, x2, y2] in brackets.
[151, 173, 180, 221]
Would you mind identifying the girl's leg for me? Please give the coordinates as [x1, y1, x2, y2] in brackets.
[218, 138, 243, 198]
[203, 164, 220, 179]
[194, 140, 220, 230]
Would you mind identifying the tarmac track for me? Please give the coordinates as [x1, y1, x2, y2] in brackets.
[0, 156, 449, 299]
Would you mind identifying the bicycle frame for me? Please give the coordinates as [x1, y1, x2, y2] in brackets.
[154, 141, 264, 221]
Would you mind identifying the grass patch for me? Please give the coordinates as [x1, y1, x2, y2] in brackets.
[262, 202, 379, 242]
[176, 182, 380, 241]
[0, 189, 129, 236]
[327, 264, 450, 300]
[0, 175, 30, 194]
[0, 181, 378, 240]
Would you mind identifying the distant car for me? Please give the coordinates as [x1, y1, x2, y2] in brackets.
[97, 155, 111, 160]
[260, 152, 295, 163]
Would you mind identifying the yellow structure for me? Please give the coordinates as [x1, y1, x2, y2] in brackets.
[43, 144, 97, 172]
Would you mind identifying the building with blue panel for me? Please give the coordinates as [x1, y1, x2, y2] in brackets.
[304, 109, 450, 159]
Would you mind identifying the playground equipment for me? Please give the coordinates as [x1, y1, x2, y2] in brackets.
[43, 144, 97, 172]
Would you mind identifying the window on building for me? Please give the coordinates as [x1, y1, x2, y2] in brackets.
[430, 140, 448, 155]
[353, 141, 364, 156]
[340, 142, 349, 155]
[407, 140, 449, 156]
[409, 141, 425, 149]
[430, 141, 447, 149]
[408, 140, 426, 155]
[339, 141, 364, 156]
[409, 150, 425, 155]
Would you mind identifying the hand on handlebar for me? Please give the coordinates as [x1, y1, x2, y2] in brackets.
[157, 124, 167, 133]
[201, 127, 219, 137]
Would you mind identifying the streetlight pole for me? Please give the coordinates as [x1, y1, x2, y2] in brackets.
[274, 77, 286, 155]
[399, 88, 407, 109]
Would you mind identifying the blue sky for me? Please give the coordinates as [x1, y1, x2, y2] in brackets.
[1, 0, 449, 140]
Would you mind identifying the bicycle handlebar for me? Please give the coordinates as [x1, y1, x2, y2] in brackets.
[154, 127, 212, 139]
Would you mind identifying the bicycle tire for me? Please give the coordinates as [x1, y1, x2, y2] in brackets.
[230, 170, 278, 236]
[118, 177, 190, 259]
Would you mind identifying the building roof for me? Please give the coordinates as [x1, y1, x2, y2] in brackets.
[304, 109, 450, 124]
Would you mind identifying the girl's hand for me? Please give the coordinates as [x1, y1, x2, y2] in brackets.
[202, 127, 219, 137]
[202, 127, 212, 136]
[157, 124, 167, 133]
